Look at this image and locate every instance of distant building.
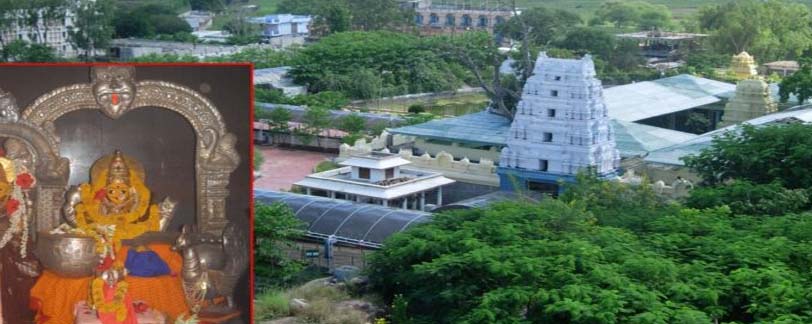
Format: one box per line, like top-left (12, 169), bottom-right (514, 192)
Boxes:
top-left (616, 31), bottom-right (707, 62)
top-left (253, 67), bottom-right (307, 96)
top-left (762, 60), bottom-right (800, 77)
top-left (109, 39), bottom-right (246, 60)
top-left (294, 151), bottom-right (454, 211)
top-left (498, 53), bottom-right (620, 195)
top-left (0, 7), bottom-right (78, 57)
top-left (408, 0), bottom-right (515, 36)
top-left (179, 11), bottom-right (215, 31)
top-left (191, 30), bottom-right (232, 43)
top-left (250, 14), bottom-right (312, 41)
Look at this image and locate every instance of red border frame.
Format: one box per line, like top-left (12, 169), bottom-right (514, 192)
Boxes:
top-left (0, 61), bottom-right (257, 323)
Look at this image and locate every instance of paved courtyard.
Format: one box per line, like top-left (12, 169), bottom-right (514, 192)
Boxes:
top-left (255, 146), bottom-right (336, 191)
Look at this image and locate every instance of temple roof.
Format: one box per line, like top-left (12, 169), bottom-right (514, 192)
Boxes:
top-left (388, 110), bottom-right (696, 158)
top-left (604, 74), bottom-right (736, 122)
top-left (645, 107), bottom-right (812, 166)
top-left (389, 110), bottom-right (511, 147)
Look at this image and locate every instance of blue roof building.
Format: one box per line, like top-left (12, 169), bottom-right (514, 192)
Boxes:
top-left (250, 14), bottom-right (312, 39)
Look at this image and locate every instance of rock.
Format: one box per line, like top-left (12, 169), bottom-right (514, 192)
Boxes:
top-left (289, 298), bottom-right (309, 314)
top-left (333, 265), bottom-right (361, 283)
top-left (335, 299), bottom-right (381, 319)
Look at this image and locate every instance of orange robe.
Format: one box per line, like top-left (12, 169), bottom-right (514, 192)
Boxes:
top-left (30, 244), bottom-right (189, 324)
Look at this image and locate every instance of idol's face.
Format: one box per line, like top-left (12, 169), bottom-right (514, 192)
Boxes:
top-left (105, 182), bottom-right (131, 205)
top-left (91, 66), bottom-right (136, 118)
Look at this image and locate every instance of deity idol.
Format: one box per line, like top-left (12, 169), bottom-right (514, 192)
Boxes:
top-left (71, 150), bottom-right (172, 245)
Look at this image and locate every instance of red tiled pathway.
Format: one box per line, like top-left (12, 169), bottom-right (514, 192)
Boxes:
top-left (254, 146), bottom-right (335, 191)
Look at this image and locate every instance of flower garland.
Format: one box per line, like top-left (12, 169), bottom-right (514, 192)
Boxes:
top-left (0, 159), bottom-right (35, 258)
top-left (89, 276), bottom-right (129, 322)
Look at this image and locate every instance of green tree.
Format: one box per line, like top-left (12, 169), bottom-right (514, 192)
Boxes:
top-left (686, 180), bottom-right (810, 216)
top-left (254, 202), bottom-right (305, 284)
top-left (264, 107), bottom-right (292, 131)
top-left (302, 105), bottom-right (332, 147)
top-left (190, 0), bottom-right (225, 12)
top-left (592, 1), bottom-right (672, 30)
top-left (1, 39), bottom-right (58, 62)
top-left (498, 7), bottom-right (581, 46)
top-left (779, 62), bottom-right (812, 104)
top-left (338, 113), bottom-right (366, 134)
top-left (683, 123), bottom-right (812, 188)
top-left (68, 0), bottom-right (114, 60)
top-left (696, 0), bottom-right (812, 62)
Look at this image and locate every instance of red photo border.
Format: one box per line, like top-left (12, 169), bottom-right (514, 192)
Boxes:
top-left (0, 61), bottom-right (258, 323)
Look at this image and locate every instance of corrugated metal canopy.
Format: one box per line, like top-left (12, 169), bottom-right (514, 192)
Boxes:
top-left (255, 190), bottom-right (431, 246)
top-left (604, 74), bottom-right (735, 122)
top-left (388, 110), bottom-right (511, 146)
top-left (389, 110), bottom-right (694, 158)
top-left (645, 107), bottom-right (812, 166)
top-left (611, 120), bottom-right (697, 157)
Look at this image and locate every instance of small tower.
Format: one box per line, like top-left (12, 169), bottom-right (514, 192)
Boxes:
top-left (720, 79), bottom-right (777, 127)
top-left (730, 51), bottom-right (758, 80)
top-left (498, 53), bottom-right (620, 195)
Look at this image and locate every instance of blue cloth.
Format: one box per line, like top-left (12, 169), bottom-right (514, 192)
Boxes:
top-left (124, 249), bottom-right (170, 277)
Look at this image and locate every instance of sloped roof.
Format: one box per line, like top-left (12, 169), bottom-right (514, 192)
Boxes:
top-left (604, 74), bottom-right (736, 122)
top-left (255, 190), bottom-right (431, 247)
top-left (611, 120), bottom-right (698, 157)
top-left (389, 110), bottom-right (695, 158)
top-left (645, 107), bottom-right (812, 166)
top-left (388, 110), bottom-right (511, 147)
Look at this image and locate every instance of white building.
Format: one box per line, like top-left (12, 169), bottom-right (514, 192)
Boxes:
top-left (249, 14), bottom-right (312, 40)
top-left (498, 53), bottom-right (620, 194)
top-left (0, 7), bottom-right (78, 57)
top-left (295, 151), bottom-right (454, 211)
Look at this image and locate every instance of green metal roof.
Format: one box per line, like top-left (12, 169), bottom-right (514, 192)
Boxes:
top-left (389, 110), bottom-right (511, 146)
top-left (390, 110), bottom-right (697, 158)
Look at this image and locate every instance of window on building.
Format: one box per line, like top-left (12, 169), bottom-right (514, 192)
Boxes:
top-left (385, 168), bottom-right (394, 179)
top-left (430, 14), bottom-right (439, 25)
top-left (548, 109), bottom-right (556, 118)
top-left (550, 90), bottom-right (558, 97)
top-left (555, 76), bottom-right (561, 81)
top-left (359, 167), bottom-right (370, 179)
top-left (446, 14), bottom-right (455, 26)
top-left (543, 132), bottom-right (553, 142)
top-left (478, 16), bottom-right (488, 27)
top-left (539, 159), bottom-right (548, 171)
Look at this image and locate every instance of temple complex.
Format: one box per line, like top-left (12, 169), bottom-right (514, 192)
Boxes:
top-left (720, 79), bottom-right (778, 127)
top-left (731, 51), bottom-right (758, 80)
top-left (498, 53), bottom-right (620, 195)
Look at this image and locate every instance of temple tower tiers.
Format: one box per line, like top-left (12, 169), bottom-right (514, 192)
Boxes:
top-left (731, 51), bottom-right (758, 80)
top-left (720, 79), bottom-right (777, 127)
top-left (498, 53), bottom-right (620, 193)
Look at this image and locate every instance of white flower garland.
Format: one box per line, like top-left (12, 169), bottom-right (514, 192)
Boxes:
top-left (0, 183), bottom-right (29, 258)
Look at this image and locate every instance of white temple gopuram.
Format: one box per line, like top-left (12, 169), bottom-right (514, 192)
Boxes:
top-left (498, 53), bottom-right (620, 195)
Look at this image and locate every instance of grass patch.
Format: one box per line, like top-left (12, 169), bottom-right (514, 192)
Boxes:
top-left (314, 160), bottom-right (341, 173)
top-left (255, 290), bottom-right (290, 320)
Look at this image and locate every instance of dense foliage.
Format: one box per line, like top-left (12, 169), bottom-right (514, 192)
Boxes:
top-left (590, 1), bottom-right (673, 30)
top-left (682, 124), bottom-right (812, 188)
top-left (113, 3), bottom-right (192, 39)
top-left (779, 61), bottom-right (812, 104)
top-left (695, 0), bottom-right (812, 62)
top-left (277, 0), bottom-right (411, 33)
top-left (368, 119), bottom-right (812, 323)
top-left (368, 194), bottom-right (812, 323)
top-left (254, 202), bottom-right (306, 287)
top-left (289, 31), bottom-right (490, 99)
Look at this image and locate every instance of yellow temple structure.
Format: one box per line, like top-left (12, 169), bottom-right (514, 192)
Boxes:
top-left (730, 51), bottom-right (758, 80)
top-left (720, 79), bottom-right (778, 127)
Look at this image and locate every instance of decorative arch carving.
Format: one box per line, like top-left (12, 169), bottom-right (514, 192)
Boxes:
top-left (21, 66), bottom-right (240, 234)
top-left (0, 90), bottom-right (70, 235)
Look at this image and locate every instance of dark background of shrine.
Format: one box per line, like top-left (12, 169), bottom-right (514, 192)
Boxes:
top-left (0, 65), bottom-right (252, 321)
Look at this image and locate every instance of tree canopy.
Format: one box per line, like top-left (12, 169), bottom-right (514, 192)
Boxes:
top-left (695, 0), bottom-right (812, 62)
